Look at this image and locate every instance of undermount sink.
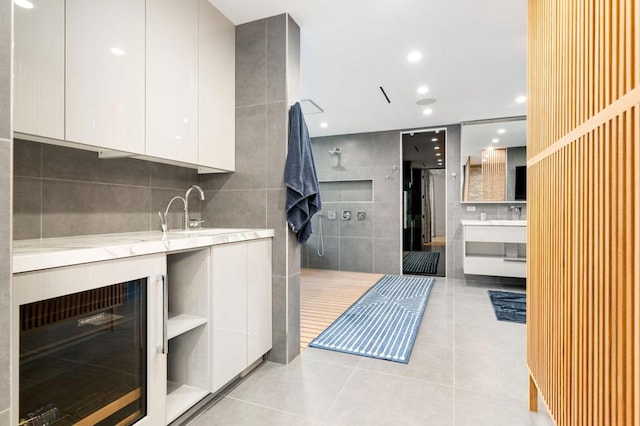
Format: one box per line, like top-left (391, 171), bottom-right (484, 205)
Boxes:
top-left (460, 219), bottom-right (526, 226)
top-left (166, 228), bottom-right (240, 235)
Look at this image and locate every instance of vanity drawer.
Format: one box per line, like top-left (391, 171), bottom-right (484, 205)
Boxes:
top-left (464, 255), bottom-right (527, 278)
top-left (464, 225), bottom-right (526, 244)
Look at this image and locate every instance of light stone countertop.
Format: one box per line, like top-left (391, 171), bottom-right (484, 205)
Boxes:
top-left (13, 228), bottom-right (274, 274)
top-left (460, 220), bottom-right (527, 226)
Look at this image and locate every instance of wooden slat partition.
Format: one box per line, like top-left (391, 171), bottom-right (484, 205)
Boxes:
top-left (481, 147), bottom-right (506, 201)
top-left (527, 1), bottom-right (639, 425)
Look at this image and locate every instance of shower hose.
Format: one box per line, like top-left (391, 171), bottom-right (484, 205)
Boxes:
top-left (317, 213), bottom-right (325, 257)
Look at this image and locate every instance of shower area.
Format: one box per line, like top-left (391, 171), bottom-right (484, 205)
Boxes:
top-left (301, 131), bottom-right (403, 275)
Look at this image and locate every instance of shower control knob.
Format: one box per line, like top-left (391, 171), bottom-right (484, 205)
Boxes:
top-left (327, 211), bottom-right (337, 220)
top-left (342, 210), bottom-right (351, 220)
top-left (357, 211), bottom-right (366, 221)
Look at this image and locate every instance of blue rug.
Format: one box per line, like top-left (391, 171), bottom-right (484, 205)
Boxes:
top-left (309, 275), bottom-right (434, 363)
top-left (403, 251), bottom-right (440, 275)
top-left (487, 290), bottom-right (526, 324)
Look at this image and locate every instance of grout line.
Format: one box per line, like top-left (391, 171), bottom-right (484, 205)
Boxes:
top-left (322, 364), bottom-right (358, 422)
top-left (452, 276), bottom-right (457, 425)
top-left (31, 175), bottom-right (202, 192)
top-left (220, 395), bottom-right (331, 424)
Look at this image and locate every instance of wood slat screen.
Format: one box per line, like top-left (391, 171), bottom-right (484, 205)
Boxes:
top-left (527, 1), bottom-right (639, 425)
top-left (481, 147), bottom-right (506, 201)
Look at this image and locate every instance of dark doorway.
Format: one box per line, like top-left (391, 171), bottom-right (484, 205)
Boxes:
top-left (401, 129), bottom-right (446, 277)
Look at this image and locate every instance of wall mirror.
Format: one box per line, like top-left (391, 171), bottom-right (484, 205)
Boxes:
top-left (460, 117), bottom-right (527, 203)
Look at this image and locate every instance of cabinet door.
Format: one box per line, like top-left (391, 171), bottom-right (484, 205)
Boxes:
top-left (211, 242), bottom-right (247, 392)
top-left (247, 239), bottom-right (272, 363)
top-left (198, 0), bottom-right (235, 171)
top-left (66, 0), bottom-right (145, 154)
top-left (146, 0), bottom-right (199, 164)
top-left (14, 0), bottom-right (65, 140)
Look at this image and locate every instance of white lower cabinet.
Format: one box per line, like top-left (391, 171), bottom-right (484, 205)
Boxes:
top-left (247, 239), bottom-right (273, 362)
top-left (211, 238), bottom-right (273, 393)
top-left (12, 239), bottom-right (271, 425)
top-left (462, 221), bottom-right (527, 278)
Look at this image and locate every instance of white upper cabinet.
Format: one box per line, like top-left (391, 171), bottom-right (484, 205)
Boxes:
top-left (14, 0), bottom-right (65, 140)
top-left (146, 0), bottom-right (199, 165)
top-left (13, 0), bottom-right (235, 172)
top-left (66, 0), bottom-right (146, 154)
top-left (198, 0), bottom-right (235, 172)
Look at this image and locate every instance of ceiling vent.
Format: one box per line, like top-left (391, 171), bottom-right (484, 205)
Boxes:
top-left (300, 99), bottom-right (324, 114)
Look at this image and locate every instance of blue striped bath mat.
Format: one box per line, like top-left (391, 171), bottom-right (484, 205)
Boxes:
top-left (403, 251), bottom-right (440, 275)
top-left (309, 275), bottom-right (435, 363)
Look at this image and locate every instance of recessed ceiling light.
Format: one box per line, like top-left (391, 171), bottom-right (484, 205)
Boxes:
top-left (417, 86), bottom-right (429, 94)
top-left (515, 95), bottom-right (527, 103)
top-left (111, 47), bottom-right (126, 56)
top-left (422, 108), bottom-right (433, 116)
top-left (436, 153), bottom-right (441, 156)
top-left (407, 51), bottom-right (422, 63)
top-left (492, 138), bottom-right (500, 143)
top-left (431, 138), bottom-right (438, 142)
top-left (434, 146), bottom-right (440, 150)
top-left (320, 122), bottom-right (328, 128)
top-left (175, 136), bottom-right (182, 140)
top-left (13, 0), bottom-right (33, 9)
top-left (416, 98), bottom-right (437, 106)
top-left (497, 128), bottom-right (506, 134)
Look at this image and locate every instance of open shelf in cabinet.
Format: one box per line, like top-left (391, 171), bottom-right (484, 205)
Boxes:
top-left (166, 381), bottom-right (209, 424)
top-left (166, 248), bottom-right (211, 422)
top-left (168, 313), bottom-right (208, 340)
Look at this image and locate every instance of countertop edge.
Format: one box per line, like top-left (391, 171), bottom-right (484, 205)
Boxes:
top-left (13, 229), bottom-right (275, 274)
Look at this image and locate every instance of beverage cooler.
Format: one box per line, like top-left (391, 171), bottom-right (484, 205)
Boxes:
top-left (13, 255), bottom-right (167, 426)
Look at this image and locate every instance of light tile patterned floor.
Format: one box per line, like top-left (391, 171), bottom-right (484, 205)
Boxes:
top-left (189, 272), bottom-right (555, 426)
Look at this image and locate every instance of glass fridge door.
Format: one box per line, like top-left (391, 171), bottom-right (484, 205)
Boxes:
top-left (19, 279), bottom-right (148, 426)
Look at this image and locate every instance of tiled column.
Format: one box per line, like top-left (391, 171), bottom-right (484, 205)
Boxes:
top-left (0, 0), bottom-right (12, 423)
top-left (200, 14), bottom-right (301, 364)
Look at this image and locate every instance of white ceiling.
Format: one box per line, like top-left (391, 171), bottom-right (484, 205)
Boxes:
top-left (209, 0), bottom-right (527, 138)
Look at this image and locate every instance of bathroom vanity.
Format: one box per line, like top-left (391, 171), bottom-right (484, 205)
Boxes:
top-left (12, 229), bottom-right (273, 425)
top-left (461, 220), bottom-right (526, 278)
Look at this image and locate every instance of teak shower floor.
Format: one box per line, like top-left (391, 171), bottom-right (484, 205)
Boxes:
top-left (300, 269), bottom-right (383, 351)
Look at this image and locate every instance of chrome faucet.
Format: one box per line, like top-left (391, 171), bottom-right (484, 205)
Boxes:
top-left (509, 205), bottom-right (522, 220)
top-left (158, 185), bottom-right (206, 232)
top-left (185, 185), bottom-right (205, 229)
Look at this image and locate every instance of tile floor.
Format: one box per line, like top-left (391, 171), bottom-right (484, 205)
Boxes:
top-left (189, 277), bottom-right (555, 425)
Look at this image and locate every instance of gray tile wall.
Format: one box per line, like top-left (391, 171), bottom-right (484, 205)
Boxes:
top-left (13, 140), bottom-right (200, 239)
top-left (304, 131), bottom-right (402, 274)
top-left (199, 14), bottom-right (301, 364)
top-left (0, 0), bottom-right (10, 423)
